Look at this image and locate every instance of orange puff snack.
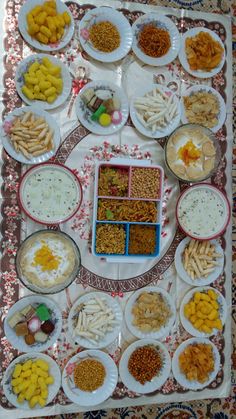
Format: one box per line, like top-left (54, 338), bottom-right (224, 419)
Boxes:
top-left (26, 1), bottom-right (71, 45)
top-left (185, 31), bottom-right (224, 72)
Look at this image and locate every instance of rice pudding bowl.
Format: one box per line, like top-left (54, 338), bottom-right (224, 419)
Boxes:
top-left (16, 231), bottom-right (81, 294)
top-left (176, 184), bottom-right (230, 240)
top-left (165, 124), bottom-right (220, 182)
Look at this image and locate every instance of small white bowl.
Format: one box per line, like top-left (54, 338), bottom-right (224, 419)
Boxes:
top-left (172, 337), bottom-right (220, 390)
top-left (4, 295), bottom-right (62, 353)
top-left (1, 105), bottom-right (61, 165)
top-left (178, 27), bottom-right (226, 78)
top-left (18, 0), bottom-right (74, 52)
top-left (62, 350), bottom-right (118, 406)
top-left (175, 237), bottom-right (224, 286)
top-left (68, 292), bottom-right (123, 349)
top-left (125, 286), bottom-right (176, 340)
top-left (15, 54), bottom-right (72, 110)
top-left (119, 339), bottom-right (171, 394)
top-left (132, 13), bottom-right (180, 66)
top-left (180, 286), bottom-right (227, 337)
top-left (176, 183), bottom-right (230, 240)
top-left (2, 352), bottom-right (61, 409)
top-left (79, 7), bottom-right (133, 63)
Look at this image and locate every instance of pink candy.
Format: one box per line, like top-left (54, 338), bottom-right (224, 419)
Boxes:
top-left (111, 111), bottom-right (122, 125)
top-left (28, 316), bottom-right (41, 334)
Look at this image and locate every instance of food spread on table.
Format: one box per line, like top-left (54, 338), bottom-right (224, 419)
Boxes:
top-left (26, 1), bottom-right (71, 45)
top-left (1, 1), bottom-right (231, 410)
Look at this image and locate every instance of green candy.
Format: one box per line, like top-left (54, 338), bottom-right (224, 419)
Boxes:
top-left (36, 304), bottom-right (51, 321)
top-left (91, 105), bottom-right (107, 121)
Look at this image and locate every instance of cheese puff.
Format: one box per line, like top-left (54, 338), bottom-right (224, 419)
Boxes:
top-left (47, 1), bottom-right (57, 8)
top-left (36, 367), bottom-right (48, 378)
top-left (47, 65), bottom-right (61, 76)
top-left (56, 15), bottom-right (65, 27)
top-left (40, 25), bottom-right (52, 39)
top-left (193, 318), bottom-right (204, 329)
top-left (11, 377), bottom-right (22, 386)
top-left (28, 23), bottom-right (40, 36)
top-left (34, 93), bottom-right (46, 101)
top-left (29, 395), bottom-right (38, 408)
top-left (22, 360), bottom-right (32, 371)
top-left (213, 319), bottom-right (223, 330)
top-left (28, 61), bottom-right (40, 74)
top-left (25, 384), bottom-right (36, 401)
top-left (18, 380), bottom-right (30, 393)
top-left (201, 324), bottom-right (212, 334)
top-left (39, 80), bottom-right (51, 91)
top-left (36, 32), bottom-right (49, 44)
top-left (57, 27), bottom-right (64, 39)
top-left (46, 16), bottom-right (56, 32)
top-left (211, 300), bottom-right (219, 310)
top-left (207, 289), bottom-right (217, 300)
top-left (44, 86), bottom-right (57, 97)
top-left (38, 396), bottom-right (46, 407)
top-left (45, 375), bottom-right (54, 385)
top-left (41, 388), bottom-right (48, 399)
top-left (36, 359), bottom-right (49, 371)
top-left (42, 57), bottom-right (53, 68)
top-left (184, 304), bottom-right (191, 319)
top-left (17, 393), bottom-right (25, 404)
top-left (43, 5), bottom-right (57, 17)
top-left (21, 369), bottom-right (31, 378)
top-left (194, 292), bottom-right (202, 303)
top-left (30, 373), bottom-right (38, 384)
top-left (26, 13), bottom-right (34, 25)
top-left (189, 301), bottom-right (196, 315)
top-left (31, 5), bottom-right (43, 17)
top-left (38, 377), bottom-right (47, 389)
top-left (200, 293), bottom-right (211, 302)
top-left (196, 311), bottom-right (207, 319)
top-left (190, 314), bottom-right (197, 323)
top-left (53, 16), bottom-right (61, 29)
top-left (34, 11), bottom-right (47, 26)
top-left (208, 309), bottom-right (218, 320)
top-left (34, 85), bottom-right (40, 93)
top-left (31, 363), bottom-right (37, 372)
top-left (47, 94), bottom-right (57, 103)
top-left (35, 69), bottom-right (46, 80)
top-left (13, 364), bottom-right (22, 378)
top-left (13, 386), bottom-right (20, 395)
top-left (46, 74), bottom-right (62, 87)
top-left (62, 11), bottom-right (71, 26)
top-left (24, 74), bottom-right (38, 85)
top-left (49, 34), bottom-right (57, 43)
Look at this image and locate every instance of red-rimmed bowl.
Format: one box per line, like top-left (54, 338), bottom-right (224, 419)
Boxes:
top-left (176, 183), bottom-right (230, 240)
top-left (18, 162), bottom-right (83, 225)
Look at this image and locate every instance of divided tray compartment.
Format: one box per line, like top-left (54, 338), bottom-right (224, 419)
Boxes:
top-left (92, 159), bottom-right (164, 263)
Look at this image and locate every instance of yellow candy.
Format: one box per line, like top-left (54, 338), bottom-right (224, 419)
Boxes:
top-left (36, 367), bottom-right (48, 378)
top-left (22, 85), bottom-right (34, 100)
top-left (38, 396), bottom-right (46, 407)
top-left (39, 80), bottom-right (51, 91)
top-left (31, 5), bottom-right (43, 17)
top-left (62, 11), bottom-right (71, 25)
top-left (200, 293), bottom-right (211, 302)
top-left (47, 94), bottom-right (57, 103)
top-left (214, 319), bottom-right (223, 330)
top-left (201, 324), bottom-right (212, 334)
top-left (25, 384), bottom-right (36, 401)
top-left (211, 300), bottom-right (219, 310)
top-left (21, 369), bottom-right (31, 378)
top-left (41, 388), bottom-right (48, 399)
top-left (196, 311), bottom-right (207, 319)
top-left (11, 377), bottom-right (22, 386)
top-left (35, 11), bottom-right (47, 26)
top-left (30, 373), bottom-right (38, 384)
top-left (190, 314), bottom-right (197, 323)
top-left (99, 113), bottom-right (112, 127)
top-left (29, 395), bottom-right (38, 408)
top-left (17, 393), bottom-right (25, 404)
top-left (28, 61), bottom-right (40, 73)
top-left (36, 32), bottom-right (48, 44)
top-left (208, 289), bottom-right (217, 300)
top-left (40, 25), bottom-right (52, 38)
top-left (13, 386), bottom-right (20, 395)
top-left (13, 364), bottom-right (22, 378)
top-left (45, 375), bottom-right (54, 385)
top-left (208, 309), bottom-right (218, 320)
top-left (194, 292), bottom-right (202, 303)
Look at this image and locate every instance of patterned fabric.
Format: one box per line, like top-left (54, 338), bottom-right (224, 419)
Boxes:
top-left (0, 0), bottom-right (235, 418)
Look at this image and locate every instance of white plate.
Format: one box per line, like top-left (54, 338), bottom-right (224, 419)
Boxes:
top-left (79, 7), bottom-right (133, 63)
top-left (125, 286), bottom-right (176, 340)
top-left (172, 337), bottom-right (220, 390)
top-left (15, 54), bottom-right (72, 110)
top-left (1, 105), bottom-right (61, 165)
top-left (179, 28), bottom-right (226, 78)
top-left (18, 163), bottom-right (83, 225)
top-left (62, 350), bottom-right (118, 406)
top-left (181, 85), bottom-right (226, 133)
top-left (68, 292), bottom-right (123, 349)
top-left (75, 80), bottom-right (129, 135)
top-left (119, 339), bottom-right (171, 394)
top-left (132, 13), bottom-right (180, 66)
top-left (130, 84), bottom-right (181, 138)
top-left (2, 352), bottom-right (61, 409)
top-left (175, 237), bottom-right (224, 286)
top-left (18, 0), bottom-right (74, 52)
top-left (4, 295), bottom-right (62, 353)
top-left (180, 286), bottom-right (227, 338)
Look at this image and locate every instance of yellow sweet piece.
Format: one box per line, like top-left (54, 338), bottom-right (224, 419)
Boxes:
top-left (200, 293), bottom-right (211, 302)
top-left (22, 360), bottom-right (32, 371)
top-left (208, 309), bottom-right (218, 320)
top-left (22, 85), bottom-right (34, 100)
top-left (45, 375), bottom-right (54, 385)
top-left (44, 86), bottom-right (57, 97)
top-left (47, 94), bottom-right (57, 103)
top-left (38, 396), bottom-right (46, 407)
top-left (13, 364), bottom-right (22, 378)
top-left (11, 377), bottom-right (22, 386)
top-left (26, 1), bottom-right (71, 45)
top-left (21, 369), bottom-right (31, 378)
top-left (36, 367), bottom-right (48, 378)
top-left (41, 388), bottom-right (48, 399)
top-left (208, 289), bottom-right (218, 300)
top-left (29, 395), bottom-right (38, 408)
top-left (17, 393), bottom-right (25, 404)
top-left (193, 292), bottom-right (201, 303)
top-left (201, 324), bottom-right (212, 334)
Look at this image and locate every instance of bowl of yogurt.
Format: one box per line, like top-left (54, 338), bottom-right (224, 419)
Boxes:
top-left (176, 183), bottom-right (230, 240)
top-left (18, 163), bottom-right (83, 225)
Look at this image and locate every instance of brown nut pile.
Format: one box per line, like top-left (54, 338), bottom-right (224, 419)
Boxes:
top-left (130, 168), bottom-right (160, 199)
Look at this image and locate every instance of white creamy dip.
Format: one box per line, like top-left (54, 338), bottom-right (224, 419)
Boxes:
top-left (21, 166), bottom-right (81, 223)
top-left (177, 186), bottom-right (228, 238)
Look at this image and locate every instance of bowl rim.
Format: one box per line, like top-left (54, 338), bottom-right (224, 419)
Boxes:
top-left (15, 229), bottom-right (81, 294)
top-left (164, 123), bottom-right (221, 183)
top-left (175, 182), bottom-right (231, 240)
top-left (17, 162), bottom-right (83, 225)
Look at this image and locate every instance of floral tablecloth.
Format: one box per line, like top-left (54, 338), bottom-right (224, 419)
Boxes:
top-left (0, 0), bottom-right (235, 419)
